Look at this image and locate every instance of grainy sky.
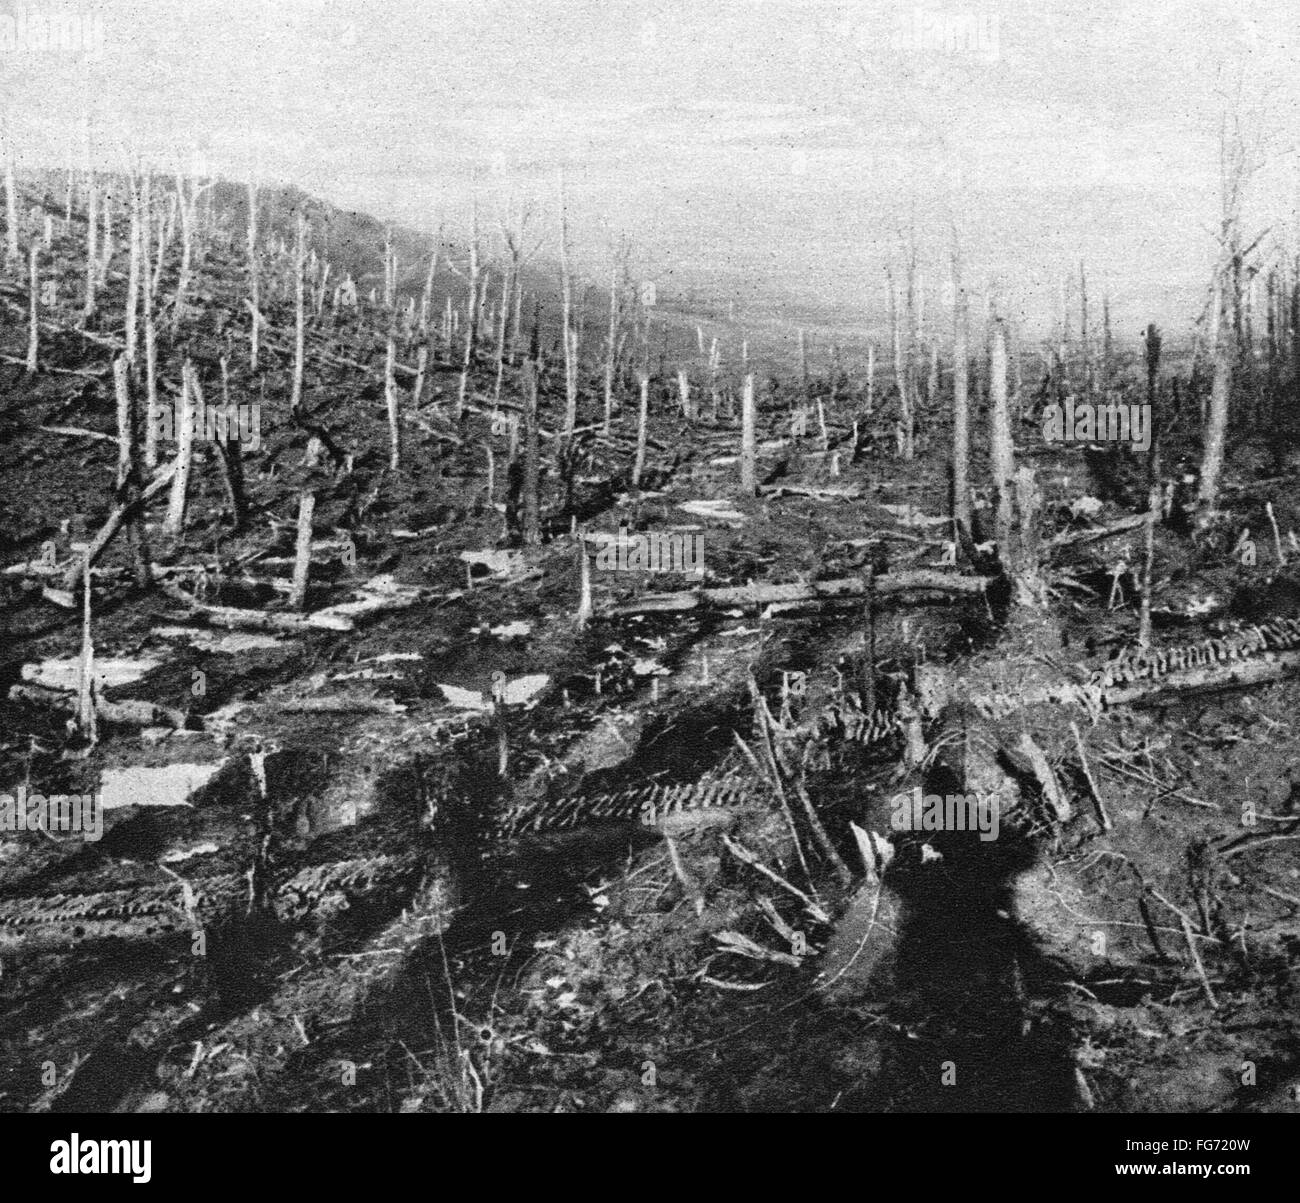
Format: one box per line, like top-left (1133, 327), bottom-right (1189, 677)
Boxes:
top-left (3, 0), bottom-right (1298, 341)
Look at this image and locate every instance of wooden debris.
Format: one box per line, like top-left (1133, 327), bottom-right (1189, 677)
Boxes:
top-left (1070, 720), bottom-right (1112, 831)
top-left (610, 570), bottom-right (990, 615)
top-left (61, 460), bottom-right (179, 592)
top-left (1046, 513), bottom-right (1149, 550)
top-left (39, 424), bottom-right (118, 445)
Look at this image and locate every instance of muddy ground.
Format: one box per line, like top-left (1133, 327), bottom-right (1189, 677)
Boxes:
top-left (2, 184), bottom-right (1300, 1113)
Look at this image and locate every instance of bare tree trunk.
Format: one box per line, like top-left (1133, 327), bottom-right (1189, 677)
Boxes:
top-left (142, 172), bottom-right (160, 468)
top-left (25, 243), bottom-right (38, 372)
top-left (165, 361), bottom-right (198, 537)
top-left (386, 334), bottom-right (401, 470)
top-left (289, 492), bottom-right (316, 610)
top-left (419, 218), bottom-right (440, 334)
top-left (903, 248), bottom-right (917, 458)
top-left (493, 263), bottom-right (511, 404)
top-left (170, 173), bottom-right (194, 333)
top-left (632, 372), bottom-right (649, 489)
top-left (215, 353), bottom-right (247, 530)
top-left (98, 188), bottom-right (114, 285)
top-left (151, 191), bottom-right (173, 301)
top-left (1138, 486), bottom-right (1157, 648)
top-left (290, 213), bottom-right (306, 412)
top-left (951, 246), bottom-right (971, 541)
top-left (1079, 261), bottom-right (1090, 396)
top-left (247, 179), bottom-right (260, 371)
top-left (83, 168), bottom-right (97, 319)
top-left (383, 227), bottom-right (396, 311)
top-left (456, 209), bottom-right (482, 419)
top-left (521, 360), bottom-right (541, 546)
top-left (709, 337), bottom-right (721, 420)
top-left (603, 257), bottom-right (620, 433)
top-left (1101, 294), bottom-right (1112, 390)
top-left (123, 176), bottom-right (141, 366)
top-left (113, 356), bottom-right (150, 587)
top-left (77, 550), bottom-right (97, 744)
top-left (865, 342), bottom-right (875, 414)
top-left (413, 343), bottom-right (430, 408)
top-left (1284, 257), bottom-right (1294, 390)
top-left (678, 369), bottom-right (693, 421)
top-left (740, 373), bottom-right (757, 495)
top-left (988, 320), bottom-right (1016, 554)
top-left (3, 128), bottom-right (19, 267)
top-left (506, 287), bottom-right (522, 371)
top-left (558, 176), bottom-right (578, 437)
top-left (575, 535), bottom-right (592, 629)
top-left (1198, 277), bottom-right (1232, 514)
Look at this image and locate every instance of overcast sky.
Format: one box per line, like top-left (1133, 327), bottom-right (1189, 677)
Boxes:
top-left (3, 0), bottom-right (1298, 342)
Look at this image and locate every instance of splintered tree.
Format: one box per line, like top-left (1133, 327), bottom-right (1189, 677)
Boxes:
top-left (453, 202), bottom-right (484, 419)
top-left (83, 156), bottom-right (98, 319)
top-left (988, 318), bottom-right (1016, 555)
top-left (124, 163), bottom-right (142, 366)
top-left (603, 238), bottom-right (629, 433)
top-left (170, 165), bottom-right (208, 333)
top-left (558, 174), bottom-right (579, 438)
top-left (521, 359), bottom-right (541, 546)
top-left (290, 211), bottom-right (307, 413)
top-left (164, 360), bottom-right (198, 537)
top-left (1198, 111), bottom-right (1258, 518)
top-left (2, 120), bottom-right (18, 268)
top-left (141, 168), bottom-right (162, 468)
top-left (26, 242), bottom-right (38, 372)
top-left (247, 177), bottom-right (260, 370)
top-left (950, 238), bottom-right (971, 543)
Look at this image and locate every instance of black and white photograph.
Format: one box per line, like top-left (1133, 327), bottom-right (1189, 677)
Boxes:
top-left (0, 0), bottom-right (1297, 1156)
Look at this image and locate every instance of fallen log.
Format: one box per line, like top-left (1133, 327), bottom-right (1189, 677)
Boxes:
top-left (609, 571), bottom-right (992, 615)
top-left (157, 575), bottom-right (428, 634)
top-left (0, 355), bottom-right (104, 379)
top-left (278, 695), bottom-right (407, 714)
top-left (1046, 513), bottom-right (1149, 550)
top-left (403, 413), bottom-right (464, 445)
top-left (1103, 648), bottom-right (1300, 708)
top-left (9, 682), bottom-right (188, 728)
top-left (310, 582), bottom-right (425, 625)
top-left (61, 460), bottom-right (178, 592)
top-left (157, 594), bottom-right (355, 633)
top-left (39, 424), bottom-right (119, 444)
top-left (759, 483), bottom-right (866, 500)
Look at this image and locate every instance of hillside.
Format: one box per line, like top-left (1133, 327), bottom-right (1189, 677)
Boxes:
top-left (1, 173), bottom-right (1300, 1115)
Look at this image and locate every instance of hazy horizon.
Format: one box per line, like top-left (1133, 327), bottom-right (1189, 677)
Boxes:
top-left (3, 0), bottom-right (1298, 349)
